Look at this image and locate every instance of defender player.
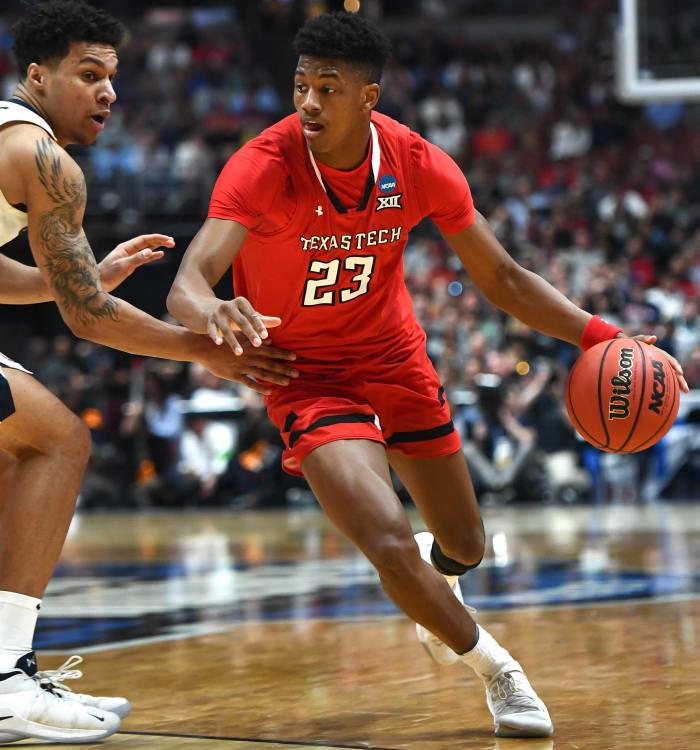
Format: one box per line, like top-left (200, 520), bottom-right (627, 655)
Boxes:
top-left (0, 1), bottom-right (296, 743)
top-left (167, 12), bottom-right (688, 739)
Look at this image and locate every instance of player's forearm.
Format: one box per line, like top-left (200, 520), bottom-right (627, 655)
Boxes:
top-left (491, 265), bottom-right (593, 347)
top-left (42, 261), bottom-right (211, 360)
top-left (0, 255), bottom-right (54, 304)
top-left (65, 293), bottom-right (211, 362)
top-left (166, 273), bottom-right (221, 334)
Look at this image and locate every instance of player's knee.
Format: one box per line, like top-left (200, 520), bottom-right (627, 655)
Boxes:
top-left (61, 413), bottom-right (92, 468)
top-left (434, 525), bottom-right (485, 571)
top-left (366, 532), bottom-right (418, 577)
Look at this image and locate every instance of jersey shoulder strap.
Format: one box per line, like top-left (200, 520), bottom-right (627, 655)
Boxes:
top-left (0, 101), bottom-right (57, 140)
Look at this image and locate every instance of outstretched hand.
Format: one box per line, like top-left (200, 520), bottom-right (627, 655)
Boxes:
top-left (197, 332), bottom-right (298, 396)
top-left (620, 333), bottom-right (689, 393)
top-left (98, 234), bottom-right (174, 292)
top-left (206, 296), bottom-right (281, 355)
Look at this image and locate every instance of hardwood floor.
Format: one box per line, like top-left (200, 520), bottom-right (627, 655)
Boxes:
top-left (9, 503), bottom-right (699, 749)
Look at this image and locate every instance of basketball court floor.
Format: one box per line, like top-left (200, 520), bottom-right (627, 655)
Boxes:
top-left (11, 500), bottom-right (700, 749)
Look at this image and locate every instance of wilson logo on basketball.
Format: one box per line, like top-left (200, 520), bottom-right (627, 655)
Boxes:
top-left (648, 359), bottom-right (666, 414)
top-left (608, 346), bottom-right (634, 420)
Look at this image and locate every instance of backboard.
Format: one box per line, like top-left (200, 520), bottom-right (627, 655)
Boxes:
top-left (616, 0), bottom-right (700, 102)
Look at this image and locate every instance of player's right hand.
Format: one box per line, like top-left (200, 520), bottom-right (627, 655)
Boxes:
top-left (196, 333), bottom-right (298, 395)
top-left (620, 332), bottom-right (689, 393)
top-left (99, 234), bottom-right (173, 291)
top-left (206, 297), bottom-right (281, 355)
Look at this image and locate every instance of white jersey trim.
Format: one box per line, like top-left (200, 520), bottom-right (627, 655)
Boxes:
top-left (0, 100), bottom-right (56, 140)
top-left (306, 122), bottom-right (380, 195)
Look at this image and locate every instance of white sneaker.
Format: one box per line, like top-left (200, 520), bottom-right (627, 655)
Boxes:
top-left (36, 655), bottom-right (131, 718)
top-left (0, 653), bottom-right (128, 744)
top-left (35, 655), bottom-right (131, 719)
top-left (0, 665), bottom-right (120, 743)
top-left (414, 531), bottom-right (476, 667)
top-left (485, 666), bottom-right (554, 738)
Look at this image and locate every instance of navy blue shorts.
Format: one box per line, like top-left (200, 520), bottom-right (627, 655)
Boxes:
top-left (0, 370), bottom-right (16, 423)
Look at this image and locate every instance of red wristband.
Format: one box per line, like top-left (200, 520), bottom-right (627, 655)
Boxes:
top-left (581, 315), bottom-right (623, 351)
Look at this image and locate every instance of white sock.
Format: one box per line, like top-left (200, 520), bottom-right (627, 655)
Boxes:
top-left (0, 590), bottom-right (41, 671)
top-left (460, 624), bottom-right (520, 681)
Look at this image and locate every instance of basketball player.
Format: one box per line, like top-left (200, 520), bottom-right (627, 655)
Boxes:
top-left (0, 1), bottom-right (296, 743)
top-left (167, 12), bottom-right (688, 739)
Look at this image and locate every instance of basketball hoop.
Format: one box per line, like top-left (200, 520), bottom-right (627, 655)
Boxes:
top-left (615, 0), bottom-right (700, 102)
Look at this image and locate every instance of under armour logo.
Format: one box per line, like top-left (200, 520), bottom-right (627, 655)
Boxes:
top-left (376, 193), bottom-right (403, 211)
top-left (315, 205), bottom-right (323, 216)
top-left (27, 656), bottom-right (36, 668)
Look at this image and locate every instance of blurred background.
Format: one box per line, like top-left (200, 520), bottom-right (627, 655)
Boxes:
top-left (0, 0), bottom-right (698, 511)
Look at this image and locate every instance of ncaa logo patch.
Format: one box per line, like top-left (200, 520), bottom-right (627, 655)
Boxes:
top-left (378, 174), bottom-right (398, 193)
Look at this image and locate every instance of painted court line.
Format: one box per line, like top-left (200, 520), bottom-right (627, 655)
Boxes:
top-left (119, 730), bottom-right (401, 750)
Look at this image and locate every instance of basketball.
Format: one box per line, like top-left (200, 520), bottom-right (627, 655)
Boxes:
top-left (565, 338), bottom-right (680, 453)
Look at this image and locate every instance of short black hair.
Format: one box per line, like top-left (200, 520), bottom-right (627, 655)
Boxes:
top-left (293, 12), bottom-right (391, 84)
top-left (12, 0), bottom-right (126, 80)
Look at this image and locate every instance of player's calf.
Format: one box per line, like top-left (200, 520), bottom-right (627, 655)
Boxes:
top-left (0, 449), bottom-right (18, 513)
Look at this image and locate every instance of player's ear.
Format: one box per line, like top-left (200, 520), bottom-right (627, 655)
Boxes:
top-left (26, 63), bottom-right (48, 91)
top-left (361, 83), bottom-right (380, 111)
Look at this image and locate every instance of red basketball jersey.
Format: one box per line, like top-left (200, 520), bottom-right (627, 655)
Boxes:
top-left (208, 111), bottom-right (475, 369)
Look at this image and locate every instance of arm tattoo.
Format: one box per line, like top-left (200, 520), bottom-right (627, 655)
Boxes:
top-left (35, 138), bottom-right (119, 326)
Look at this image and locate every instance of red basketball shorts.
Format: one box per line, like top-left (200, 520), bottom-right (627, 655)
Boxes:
top-left (265, 345), bottom-right (461, 476)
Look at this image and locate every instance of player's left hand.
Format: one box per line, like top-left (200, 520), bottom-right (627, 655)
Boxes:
top-left (619, 333), bottom-right (689, 393)
top-left (196, 333), bottom-right (298, 395)
top-left (98, 234), bottom-right (174, 292)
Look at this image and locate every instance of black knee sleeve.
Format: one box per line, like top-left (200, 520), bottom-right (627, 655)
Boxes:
top-left (430, 538), bottom-right (483, 576)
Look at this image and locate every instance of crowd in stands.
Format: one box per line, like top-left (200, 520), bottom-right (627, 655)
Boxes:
top-left (0, 1), bottom-right (698, 507)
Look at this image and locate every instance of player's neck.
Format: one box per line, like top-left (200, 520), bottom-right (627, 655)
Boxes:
top-left (312, 128), bottom-right (370, 171)
top-left (11, 85), bottom-right (52, 129)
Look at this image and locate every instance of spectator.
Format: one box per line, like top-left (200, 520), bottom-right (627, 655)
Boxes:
top-left (462, 377), bottom-right (546, 504)
top-left (1, 1), bottom-right (698, 507)
top-left (179, 414), bottom-right (235, 503)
